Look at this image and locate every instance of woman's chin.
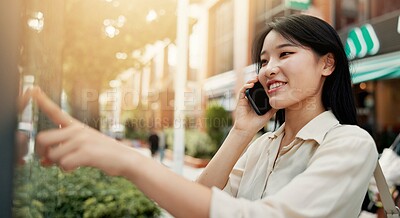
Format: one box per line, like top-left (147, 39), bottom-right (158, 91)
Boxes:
top-left (269, 100), bottom-right (286, 110)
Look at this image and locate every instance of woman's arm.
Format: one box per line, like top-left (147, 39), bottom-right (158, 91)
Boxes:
top-left (32, 79), bottom-right (276, 217)
top-left (196, 79), bottom-right (277, 189)
top-left (195, 128), bottom-right (254, 189)
top-left (33, 88), bottom-right (211, 218)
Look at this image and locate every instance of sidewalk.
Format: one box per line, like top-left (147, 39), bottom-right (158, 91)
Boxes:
top-left (161, 158), bottom-right (205, 181)
top-left (126, 143), bottom-right (205, 181)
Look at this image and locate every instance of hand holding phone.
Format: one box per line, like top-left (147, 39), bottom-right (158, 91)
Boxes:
top-left (245, 81), bottom-right (271, 115)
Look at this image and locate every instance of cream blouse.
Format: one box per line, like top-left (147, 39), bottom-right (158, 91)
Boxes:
top-left (210, 111), bottom-right (378, 218)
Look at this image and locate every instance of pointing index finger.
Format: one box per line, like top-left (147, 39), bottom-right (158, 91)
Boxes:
top-left (33, 87), bottom-right (76, 127)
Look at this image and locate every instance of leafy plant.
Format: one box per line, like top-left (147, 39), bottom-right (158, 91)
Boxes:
top-left (205, 104), bottom-right (232, 147)
top-left (165, 128), bottom-right (217, 159)
top-left (13, 159), bottom-right (160, 218)
top-left (124, 118), bottom-right (149, 141)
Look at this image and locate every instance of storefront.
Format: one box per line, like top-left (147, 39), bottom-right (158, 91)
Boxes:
top-left (341, 12), bottom-right (400, 150)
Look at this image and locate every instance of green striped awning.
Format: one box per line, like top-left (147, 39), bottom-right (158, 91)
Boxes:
top-left (350, 51), bottom-right (400, 84)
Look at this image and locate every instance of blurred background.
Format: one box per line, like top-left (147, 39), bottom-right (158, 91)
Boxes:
top-left (1, 0), bottom-right (399, 217)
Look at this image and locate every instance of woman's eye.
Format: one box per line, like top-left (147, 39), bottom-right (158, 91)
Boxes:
top-left (260, 59), bottom-right (268, 67)
top-left (280, 52), bottom-right (292, 58)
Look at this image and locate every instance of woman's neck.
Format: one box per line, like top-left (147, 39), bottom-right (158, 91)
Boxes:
top-left (282, 106), bottom-right (326, 145)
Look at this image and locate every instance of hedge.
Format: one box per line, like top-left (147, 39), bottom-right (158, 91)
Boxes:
top-left (13, 159), bottom-right (161, 218)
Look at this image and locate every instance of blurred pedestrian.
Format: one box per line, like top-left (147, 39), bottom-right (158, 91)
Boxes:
top-left (148, 129), bottom-right (159, 157)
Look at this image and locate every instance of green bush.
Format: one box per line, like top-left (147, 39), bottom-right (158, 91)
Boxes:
top-left (165, 129), bottom-right (217, 159)
top-left (13, 159), bottom-right (161, 218)
top-left (205, 104), bottom-right (232, 147)
top-left (124, 118), bottom-right (149, 141)
top-left (184, 130), bottom-right (217, 159)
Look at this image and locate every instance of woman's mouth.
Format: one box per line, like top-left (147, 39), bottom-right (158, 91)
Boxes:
top-left (268, 82), bottom-right (287, 91)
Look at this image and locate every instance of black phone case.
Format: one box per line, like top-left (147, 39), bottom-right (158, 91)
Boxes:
top-left (245, 82), bottom-right (271, 115)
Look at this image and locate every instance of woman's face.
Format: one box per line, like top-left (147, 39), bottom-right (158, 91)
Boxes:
top-left (258, 30), bottom-right (329, 111)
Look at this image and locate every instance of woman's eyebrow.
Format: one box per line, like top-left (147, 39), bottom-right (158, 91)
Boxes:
top-left (275, 43), bottom-right (297, 49)
top-left (260, 43), bottom-right (297, 56)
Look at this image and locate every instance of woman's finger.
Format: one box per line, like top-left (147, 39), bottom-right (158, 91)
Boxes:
top-left (58, 151), bottom-right (85, 172)
top-left (35, 124), bottom-right (82, 158)
top-left (47, 129), bottom-right (87, 164)
top-left (262, 108), bottom-right (278, 119)
top-left (33, 87), bottom-right (76, 127)
top-left (238, 82), bottom-right (256, 100)
top-left (241, 76), bottom-right (260, 91)
top-left (242, 82), bottom-right (255, 90)
top-left (247, 76), bottom-right (259, 83)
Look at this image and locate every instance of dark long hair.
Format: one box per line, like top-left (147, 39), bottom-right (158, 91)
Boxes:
top-left (252, 14), bottom-right (357, 125)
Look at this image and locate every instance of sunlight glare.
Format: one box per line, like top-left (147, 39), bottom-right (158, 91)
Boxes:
top-left (105, 25), bottom-right (119, 38)
top-left (115, 52), bottom-right (128, 60)
top-left (146, 10), bottom-right (158, 22)
top-left (116, 15), bottom-right (126, 27)
top-left (27, 11), bottom-right (44, 32)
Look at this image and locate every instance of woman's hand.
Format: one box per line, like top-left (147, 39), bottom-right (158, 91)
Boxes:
top-left (233, 77), bottom-right (277, 136)
top-left (196, 78), bottom-right (277, 189)
top-left (33, 88), bottom-right (135, 176)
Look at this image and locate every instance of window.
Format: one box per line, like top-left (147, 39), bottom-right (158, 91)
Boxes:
top-left (253, 0), bottom-right (300, 44)
top-left (209, 0), bottom-right (234, 76)
top-left (371, 0), bottom-right (400, 18)
top-left (335, 0), bottom-right (360, 30)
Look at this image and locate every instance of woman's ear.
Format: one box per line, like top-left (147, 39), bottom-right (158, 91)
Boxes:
top-left (322, 53), bottom-right (335, 76)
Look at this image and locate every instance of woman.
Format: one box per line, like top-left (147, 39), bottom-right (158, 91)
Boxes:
top-left (34, 14), bottom-right (378, 217)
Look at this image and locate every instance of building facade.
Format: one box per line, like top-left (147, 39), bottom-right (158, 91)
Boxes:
top-left (109, 0), bottom-right (400, 148)
top-left (199, 0), bottom-right (400, 149)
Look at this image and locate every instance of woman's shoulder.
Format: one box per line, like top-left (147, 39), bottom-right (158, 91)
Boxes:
top-left (313, 124), bottom-right (378, 163)
top-left (328, 124), bottom-right (373, 139)
top-left (323, 124), bottom-right (377, 151)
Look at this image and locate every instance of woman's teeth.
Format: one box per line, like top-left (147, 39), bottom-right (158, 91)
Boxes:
top-left (269, 82), bottom-right (286, 90)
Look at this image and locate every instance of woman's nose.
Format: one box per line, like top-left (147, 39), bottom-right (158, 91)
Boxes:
top-left (261, 64), bottom-right (279, 78)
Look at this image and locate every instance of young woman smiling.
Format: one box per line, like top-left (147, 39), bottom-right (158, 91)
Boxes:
top-left (33, 14), bottom-right (377, 218)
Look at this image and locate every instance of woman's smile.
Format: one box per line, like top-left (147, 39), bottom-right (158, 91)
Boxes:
top-left (267, 81), bottom-right (287, 94)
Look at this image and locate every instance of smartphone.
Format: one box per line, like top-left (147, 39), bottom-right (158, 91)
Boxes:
top-left (245, 81), bottom-right (271, 115)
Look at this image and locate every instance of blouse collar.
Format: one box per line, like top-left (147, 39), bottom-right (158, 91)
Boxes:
top-left (268, 110), bottom-right (340, 145)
